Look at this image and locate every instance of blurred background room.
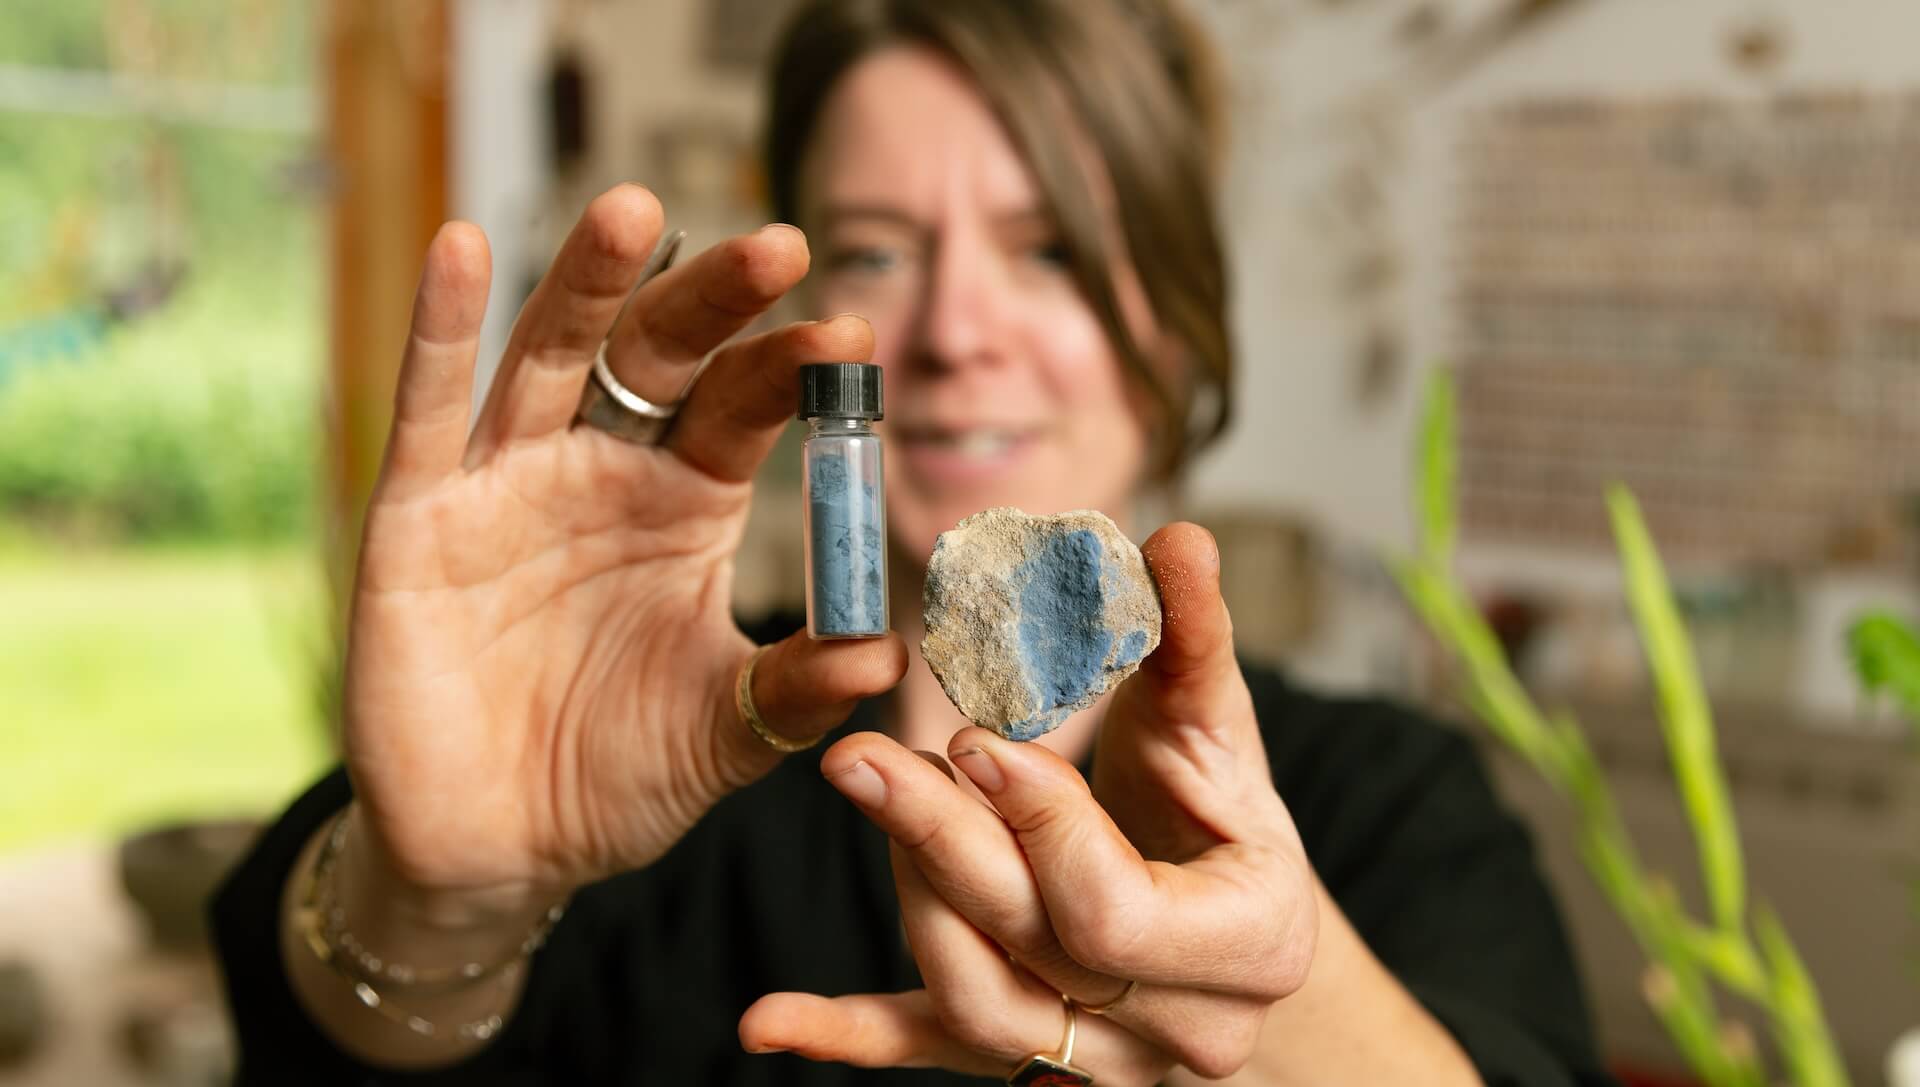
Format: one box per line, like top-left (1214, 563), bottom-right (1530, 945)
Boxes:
top-left (1, 1), bottom-right (1917, 1085)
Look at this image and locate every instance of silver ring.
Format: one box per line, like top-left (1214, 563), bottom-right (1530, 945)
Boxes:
top-left (577, 343), bottom-right (680, 444)
top-left (573, 229), bottom-right (686, 446)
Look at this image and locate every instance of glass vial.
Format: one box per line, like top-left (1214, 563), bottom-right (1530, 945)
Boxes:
top-left (799, 363), bottom-right (888, 639)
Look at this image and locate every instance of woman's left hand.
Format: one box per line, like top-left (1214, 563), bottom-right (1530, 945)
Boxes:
top-left (739, 524), bottom-right (1318, 1085)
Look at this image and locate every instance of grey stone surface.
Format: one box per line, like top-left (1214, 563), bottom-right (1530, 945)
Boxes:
top-left (921, 508), bottom-right (1162, 741)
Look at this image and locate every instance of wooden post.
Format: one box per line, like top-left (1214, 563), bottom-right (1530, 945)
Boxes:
top-left (312, 0), bottom-right (449, 737)
top-left (321, 0), bottom-right (449, 592)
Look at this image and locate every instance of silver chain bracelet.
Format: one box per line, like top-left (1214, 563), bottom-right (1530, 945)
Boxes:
top-left (293, 806), bottom-right (567, 1042)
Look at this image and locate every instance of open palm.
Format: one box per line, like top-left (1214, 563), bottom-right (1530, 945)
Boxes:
top-left (340, 186), bottom-right (905, 902)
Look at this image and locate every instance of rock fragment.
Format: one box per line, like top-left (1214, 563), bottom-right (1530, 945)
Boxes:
top-left (921, 508), bottom-right (1162, 741)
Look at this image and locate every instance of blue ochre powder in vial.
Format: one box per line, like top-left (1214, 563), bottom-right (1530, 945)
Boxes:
top-left (799, 363), bottom-right (888, 639)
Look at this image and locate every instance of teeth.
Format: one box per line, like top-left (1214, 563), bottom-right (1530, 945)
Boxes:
top-left (913, 429), bottom-right (1018, 457)
top-left (956, 431), bottom-right (1013, 458)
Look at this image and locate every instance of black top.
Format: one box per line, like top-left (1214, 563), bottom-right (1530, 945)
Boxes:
top-left (800, 362), bottom-right (884, 421)
top-left (212, 640), bottom-right (1617, 1086)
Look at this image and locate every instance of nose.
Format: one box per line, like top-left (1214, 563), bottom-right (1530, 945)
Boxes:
top-left (910, 226), bottom-right (1008, 374)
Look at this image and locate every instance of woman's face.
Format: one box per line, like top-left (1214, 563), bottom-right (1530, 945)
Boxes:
top-left (799, 46), bottom-right (1152, 568)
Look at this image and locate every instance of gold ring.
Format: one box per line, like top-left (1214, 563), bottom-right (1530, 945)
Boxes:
top-left (1006, 993), bottom-right (1093, 1086)
top-left (736, 646), bottom-right (820, 753)
top-left (1076, 979), bottom-right (1137, 1017)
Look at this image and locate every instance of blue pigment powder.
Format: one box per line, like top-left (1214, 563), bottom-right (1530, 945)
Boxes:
top-left (808, 453), bottom-right (886, 636)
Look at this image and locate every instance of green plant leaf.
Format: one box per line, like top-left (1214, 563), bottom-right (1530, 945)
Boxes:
top-left (1847, 610), bottom-right (1920, 729)
top-left (1677, 921), bottom-right (1768, 999)
top-left (1607, 485), bottom-right (1746, 935)
top-left (1417, 367), bottom-right (1458, 566)
top-left (1640, 964), bottom-right (1763, 1087)
top-left (1393, 557), bottom-right (1560, 769)
top-left (1755, 904), bottom-right (1850, 1087)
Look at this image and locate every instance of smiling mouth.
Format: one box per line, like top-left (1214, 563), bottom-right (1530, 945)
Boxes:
top-left (891, 425), bottom-right (1043, 480)
top-left (895, 426), bottom-right (1040, 456)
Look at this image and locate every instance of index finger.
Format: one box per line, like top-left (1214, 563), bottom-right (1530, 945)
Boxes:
top-left (818, 731), bottom-right (1095, 985)
top-left (822, 730), bottom-right (1297, 1061)
top-left (946, 728), bottom-right (1315, 1001)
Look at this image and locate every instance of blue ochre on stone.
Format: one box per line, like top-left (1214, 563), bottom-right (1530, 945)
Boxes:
top-left (807, 451), bottom-right (887, 636)
top-left (921, 508), bottom-right (1161, 741)
top-left (1015, 529), bottom-right (1114, 727)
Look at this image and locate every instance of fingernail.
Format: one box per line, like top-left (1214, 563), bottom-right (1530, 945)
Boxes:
top-left (950, 747), bottom-right (1005, 793)
top-left (761, 222), bottom-right (805, 240)
top-left (825, 760), bottom-right (886, 807)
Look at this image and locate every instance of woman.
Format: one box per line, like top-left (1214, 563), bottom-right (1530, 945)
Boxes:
top-left (215, 1), bottom-right (1614, 1083)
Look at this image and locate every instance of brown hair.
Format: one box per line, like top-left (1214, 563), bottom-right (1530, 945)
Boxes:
top-left (763, 0), bottom-right (1232, 482)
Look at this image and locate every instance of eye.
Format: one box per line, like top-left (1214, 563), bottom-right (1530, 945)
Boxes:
top-left (1026, 240), bottom-right (1071, 269)
top-left (825, 245), bottom-right (902, 276)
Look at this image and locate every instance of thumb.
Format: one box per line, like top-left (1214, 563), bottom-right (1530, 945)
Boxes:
top-left (1132, 522), bottom-right (1247, 727)
top-left (1100, 523), bottom-right (1277, 848)
top-left (710, 629), bottom-right (908, 789)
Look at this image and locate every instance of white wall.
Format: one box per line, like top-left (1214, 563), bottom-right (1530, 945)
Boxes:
top-left (1198, 0), bottom-right (1920, 545)
top-left (451, 0), bottom-right (767, 412)
top-left (450, 0), bottom-right (551, 411)
top-left (1198, 0), bottom-right (1920, 711)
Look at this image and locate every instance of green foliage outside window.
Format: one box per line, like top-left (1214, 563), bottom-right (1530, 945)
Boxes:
top-left (0, 2), bottom-right (319, 544)
top-left (0, 1), bottom-right (329, 849)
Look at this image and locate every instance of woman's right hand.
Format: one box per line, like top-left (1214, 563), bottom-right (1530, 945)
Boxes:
top-left (339, 185), bottom-right (906, 915)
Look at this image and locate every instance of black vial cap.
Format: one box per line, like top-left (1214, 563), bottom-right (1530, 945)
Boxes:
top-left (798, 362), bottom-right (884, 420)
